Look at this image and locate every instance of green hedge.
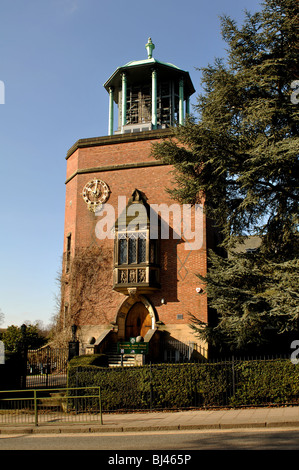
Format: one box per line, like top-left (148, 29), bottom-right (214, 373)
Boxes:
top-left (67, 358), bottom-right (299, 410)
top-left (67, 363), bottom-right (229, 410)
top-left (231, 359), bottom-right (299, 406)
top-left (68, 363), bottom-right (150, 410)
top-left (68, 354), bottom-right (108, 368)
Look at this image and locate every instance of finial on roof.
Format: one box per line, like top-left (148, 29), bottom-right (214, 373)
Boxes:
top-left (145, 37), bottom-right (155, 59)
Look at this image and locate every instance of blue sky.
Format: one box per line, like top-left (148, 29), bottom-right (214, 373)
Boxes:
top-left (0, 0), bottom-right (263, 328)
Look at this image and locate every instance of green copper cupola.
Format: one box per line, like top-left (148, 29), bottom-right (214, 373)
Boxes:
top-left (104, 39), bottom-right (195, 135)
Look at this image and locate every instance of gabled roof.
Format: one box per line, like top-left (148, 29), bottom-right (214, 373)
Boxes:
top-left (115, 189), bottom-right (151, 231)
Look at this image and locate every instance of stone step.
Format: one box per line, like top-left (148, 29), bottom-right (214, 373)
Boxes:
top-left (108, 354), bottom-right (136, 366)
top-left (105, 343), bottom-right (139, 367)
top-left (106, 348), bottom-right (136, 366)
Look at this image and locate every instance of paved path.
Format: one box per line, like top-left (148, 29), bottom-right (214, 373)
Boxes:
top-left (2, 406), bottom-right (299, 434)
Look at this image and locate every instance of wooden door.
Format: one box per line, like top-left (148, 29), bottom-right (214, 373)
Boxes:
top-left (125, 302), bottom-right (152, 339)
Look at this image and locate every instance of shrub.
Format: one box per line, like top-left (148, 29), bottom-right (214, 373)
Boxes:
top-left (68, 354), bottom-right (108, 368)
top-left (67, 358), bottom-right (299, 410)
top-left (230, 359), bottom-right (299, 406)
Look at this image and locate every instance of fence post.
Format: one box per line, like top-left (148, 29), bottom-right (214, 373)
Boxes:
top-left (232, 355), bottom-right (236, 398)
top-left (99, 387), bottom-right (103, 425)
top-left (149, 362), bottom-right (153, 411)
top-left (19, 324), bottom-right (28, 389)
top-left (34, 390), bottom-right (38, 426)
top-left (46, 346), bottom-right (50, 388)
top-left (189, 363), bottom-right (194, 407)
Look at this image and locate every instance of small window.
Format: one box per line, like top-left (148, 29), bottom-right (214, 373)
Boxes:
top-left (119, 238), bottom-right (127, 264)
top-left (138, 237), bottom-right (146, 263)
top-left (66, 234), bottom-right (71, 273)
top-left (128, 237), bottom-right (137, 264)
top-left (118, 232), bottom-right (147, 265)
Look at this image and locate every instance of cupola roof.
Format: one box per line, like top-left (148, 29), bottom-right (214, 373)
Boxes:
top-left (104, 38), bottom-right (195, 102)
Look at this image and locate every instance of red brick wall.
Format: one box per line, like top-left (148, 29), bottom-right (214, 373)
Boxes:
top-left (62, 134), bottom-right (208, 331)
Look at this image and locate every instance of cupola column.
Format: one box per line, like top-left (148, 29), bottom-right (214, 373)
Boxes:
top-left (108, 87), bottom-right (114, 136)
top-left (179, 78), bottom-right (184, 125)
top-left (185, 95), bottom-right (190, 118)
top-left (121, 73), bottom-right (127, 127)
top-left (151, 69), bottom-right (157, 129)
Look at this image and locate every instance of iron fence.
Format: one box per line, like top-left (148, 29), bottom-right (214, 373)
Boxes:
top-left (26, 347), bottom-right (68, 388)
top-left (0, 387), bottom-right (103, 426)
top-left (1, 356), bottom-right (298, 426)
top-left (160, 340), bottom-right (207, 363)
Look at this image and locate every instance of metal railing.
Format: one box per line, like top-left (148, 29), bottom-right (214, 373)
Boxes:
top-left (26, 347), bottom-right (68, 388)
top-left (160, 340), bottom-right (207, 362)
top-left (0, 387), bottom-right (103, 426)
top-left (2, 356), bottom-right (298, 425)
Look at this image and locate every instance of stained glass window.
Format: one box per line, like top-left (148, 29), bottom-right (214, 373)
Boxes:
top-left (138, 237), bottom-right (146, 263)
top-left (128, 237), bottom-right (137, 264)
top-left (119, 238), bottom-right (127, 264)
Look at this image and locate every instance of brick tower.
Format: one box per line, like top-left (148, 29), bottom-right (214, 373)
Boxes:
top-left (61, 39), bottom-right (214, 363)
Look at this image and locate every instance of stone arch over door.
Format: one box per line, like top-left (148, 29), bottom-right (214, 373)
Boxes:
top-left (125, 302), bottom-right (151, 339)
top-left (115, 294), bottom-right (157, 340)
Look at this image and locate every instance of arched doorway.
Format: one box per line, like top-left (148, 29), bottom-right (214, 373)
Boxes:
top-left (125, 302), bottom-right (152, 339)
